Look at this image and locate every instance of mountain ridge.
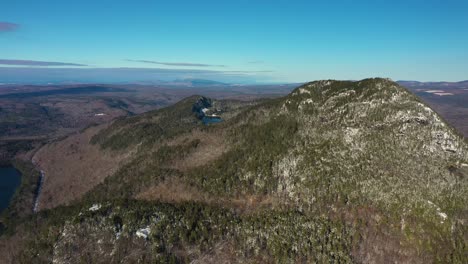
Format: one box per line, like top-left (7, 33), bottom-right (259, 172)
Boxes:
top-left (1, 78), bottom-right (467, 263)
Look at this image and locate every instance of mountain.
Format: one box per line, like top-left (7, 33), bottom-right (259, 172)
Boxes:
top-left (1, 78), bottom-right (467, 263)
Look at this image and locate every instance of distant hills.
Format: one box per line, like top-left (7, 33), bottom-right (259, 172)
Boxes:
top-left (3, 78), bottom-right (468, 89)
top-left (172, 78), bottom-right (229, 86)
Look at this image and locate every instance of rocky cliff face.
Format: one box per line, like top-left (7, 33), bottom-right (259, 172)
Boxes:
top-left (7, 79), bottom-right (468, 263)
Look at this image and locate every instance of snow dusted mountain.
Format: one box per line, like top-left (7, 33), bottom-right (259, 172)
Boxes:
top-left (2, 78), bottom-right (467, 263)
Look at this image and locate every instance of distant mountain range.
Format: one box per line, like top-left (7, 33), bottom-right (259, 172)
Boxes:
top-left (3, 78), bottom-right (468, 89)
top-left (171, 78), bottom-right (229, 86)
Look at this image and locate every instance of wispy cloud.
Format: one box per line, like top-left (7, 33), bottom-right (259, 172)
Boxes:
top-left (225, 70), bottom-right (273, 73)
top-left (0, 22), bottom-right (19, 32)
top-left (247, 60), bottom-right (264, 64)
top-left (0, 59), bottom-right (87, 67)
top-left (126, 59), bottom-right (226, 67)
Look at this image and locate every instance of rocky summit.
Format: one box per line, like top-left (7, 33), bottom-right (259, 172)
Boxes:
top-left (2, 78), bottom-right (467, 263)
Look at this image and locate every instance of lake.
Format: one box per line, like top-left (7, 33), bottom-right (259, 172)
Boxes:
top-left (0, 166), bottom-right (21, 213)
top-left (202, 116), bottom-right (223, 124)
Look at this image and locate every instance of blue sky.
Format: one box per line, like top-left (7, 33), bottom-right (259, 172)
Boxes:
top-left (1, 0), bottom-right (468, 83)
